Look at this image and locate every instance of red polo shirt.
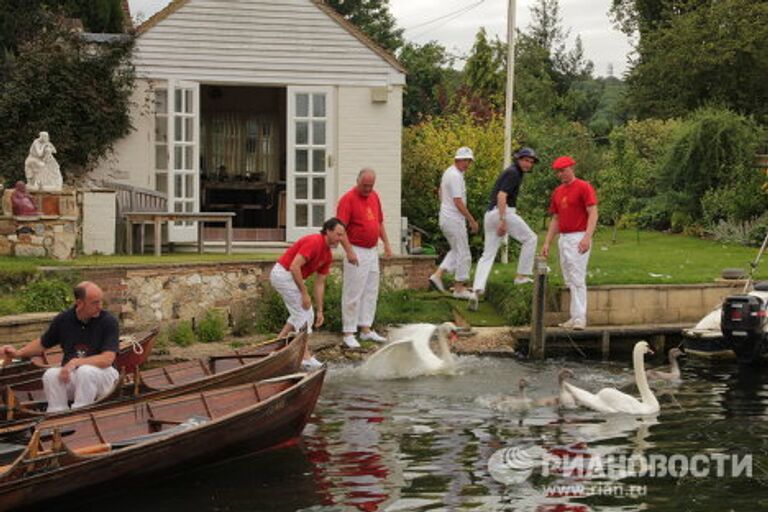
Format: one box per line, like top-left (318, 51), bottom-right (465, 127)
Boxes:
top-left (336, 188), bottom-right (383, 248)
top-left (277, 233), bottom-right (332, 279)
top-left (548, 178), bottom-right (598, 233)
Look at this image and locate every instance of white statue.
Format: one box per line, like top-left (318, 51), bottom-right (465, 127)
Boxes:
top-left (24, 131), bottom-right (63, 191)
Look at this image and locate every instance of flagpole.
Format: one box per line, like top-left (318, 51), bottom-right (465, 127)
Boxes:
top-left (501, 0), bottom-right (517, 264)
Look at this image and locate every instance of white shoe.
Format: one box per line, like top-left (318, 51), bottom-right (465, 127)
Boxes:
top-left (514, 276), bottom-right (534, 285)
top-left (558, 318), bottom-right (576, 329)
top-left (360, 330), bottom-right (387, 343)
top-left (453, 289), bottom-right (473, 300)
top-left (342, 335), bottom-right (361, 349)
top-left (572, 319), bottom-right (586, 330)
top-left (468, 292), bottom-right (479, 311)
top-left (301, 356), bottom-right (323, 371)
top-left (429, 274), bottom-right (446, 293)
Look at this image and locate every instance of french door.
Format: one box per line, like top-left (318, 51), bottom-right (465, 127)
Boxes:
top-left (286, 87), bottom-right (335, 241)
top-left (154, 80), bottom-right (200, 242)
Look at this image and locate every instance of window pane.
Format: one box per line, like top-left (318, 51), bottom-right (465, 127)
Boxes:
top-left (174, 117), bottom-right (182, 142)
top-left (296, 204), bottom-right (308, 227)
top-left (312, 177), bottom-right (325, 200)
top-left (296, 94), bottom-right (309, 117)
top-left (174, 146), bottom-right (183, 170)
top-left (312, 121), bottom-right (325, 145)
top-left (296, 177), bottom-right (308, 199)
top-left (174, 90), bottom-right (182, 113)
top-left (312, 205), bottom-right (325, 227)
top-left (154, 90), bottom-right (167, 113)
top-left (155, 172), bottom-right (167, 194)
top-left (185, 117), bottom-right (194, 142)
top-left (175, 202), bottom-right (183, 213)
top-left (185, 146), bottom-right (193, 170)
top-left (185, 90), bottom-right (193, 113)
top-left (155, 118), bottom-right (167, 143)
top-left (185, 175), bottom-right (194, 198)
top-left (295, 122), bottom-right (308, 144)
top-left (312, 150), bottom-right (325, 173)
top-left (174, 174), bottom-right (182, 197)
top-left (155, 145), bottom-right (167, 170)
top-left (312, 94), bottom-right (326, 117)
top-left (185, 201), bottom-right (194, 212)
top-left (296, 150), bottom-right (308, 173)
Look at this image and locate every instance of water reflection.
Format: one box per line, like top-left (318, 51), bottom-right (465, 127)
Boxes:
top-left (71, 356), bottom-right (768, 511)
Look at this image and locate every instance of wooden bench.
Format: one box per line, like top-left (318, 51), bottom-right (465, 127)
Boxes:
top-left (124, 212), bottom-right (235, 256)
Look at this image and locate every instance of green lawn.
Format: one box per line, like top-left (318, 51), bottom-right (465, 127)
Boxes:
top-left (491, 229), bottom-right (768, 286)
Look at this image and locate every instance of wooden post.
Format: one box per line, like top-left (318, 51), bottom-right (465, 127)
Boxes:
top-left (530, 256), bottom-right (548, 359)
top-left (602, 331), bottom-right (611, 361)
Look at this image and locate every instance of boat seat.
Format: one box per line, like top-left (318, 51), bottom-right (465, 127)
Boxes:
top-left (754, 281), bottom-right (768, 291)
top-left (112, 415), bottom-right (209, 449)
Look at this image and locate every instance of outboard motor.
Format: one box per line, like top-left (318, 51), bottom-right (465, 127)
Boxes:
top-left (721, 294), bottom-right (767, 364)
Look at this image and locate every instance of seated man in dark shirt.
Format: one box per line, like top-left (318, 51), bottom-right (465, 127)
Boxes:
top-left (1, 281), bottom-right (120, 412)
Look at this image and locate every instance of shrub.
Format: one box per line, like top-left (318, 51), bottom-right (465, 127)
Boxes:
top-left (168, 321), bottom-right (195, 347)
top-left (196, 309), bottom-right (227, 343)
top-left (21, 278), bottom-right (72, 312)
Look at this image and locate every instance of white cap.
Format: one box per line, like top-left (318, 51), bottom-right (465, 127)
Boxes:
top-left (454, 147), bottom-right (474, 161)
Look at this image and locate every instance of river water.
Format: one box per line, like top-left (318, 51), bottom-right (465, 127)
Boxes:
top-left (80, 354), bottom-right (768, 512)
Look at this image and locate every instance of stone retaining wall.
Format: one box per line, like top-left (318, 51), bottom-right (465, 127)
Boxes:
top-left (0, 312), bottom-right (57, 344)
top-left (556, 282), bottom-right (746, 325)
top-left (42, 256), bottom-right (436, 329)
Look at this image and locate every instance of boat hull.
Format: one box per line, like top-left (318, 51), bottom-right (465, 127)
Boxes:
top-left (0, 370), bottom-right (325, 510)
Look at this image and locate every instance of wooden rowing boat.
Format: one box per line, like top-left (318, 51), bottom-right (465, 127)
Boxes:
top-left (2, 331), bottom-right (308, 424)
top-left (0, 328), bottom-right (159, 386)
top-left (0, 369), bottom-right (325, 510)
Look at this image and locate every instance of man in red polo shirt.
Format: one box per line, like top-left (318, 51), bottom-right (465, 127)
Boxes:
top-left (541, 156), bottom-right (598, 330)
top-left (270, 218), bottom-right (346, 369)
top-left (337, 168), bottom-right (393, 349)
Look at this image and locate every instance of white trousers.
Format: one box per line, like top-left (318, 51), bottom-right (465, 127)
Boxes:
top-left (43, 365), bottom-right (119, 413)
top-left (343, 246), bottom-right (380, 334)
top-left (473, 208), bottom-right (537, 292)
top-left (558, 232), bottom-right (591, 323)
top-left (270, 263), bottom-right (314, 334)
top-left (439, 218), bottom-right (471, 282)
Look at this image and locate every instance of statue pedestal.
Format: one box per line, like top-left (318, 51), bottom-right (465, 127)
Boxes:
top-left (0, 189), bottom-right (78, 260)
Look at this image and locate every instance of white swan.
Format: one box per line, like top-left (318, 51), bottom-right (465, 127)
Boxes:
top-left (557, 369), bottom-right (577, 409)
top-left (563, 341), bottom-right (660, 415)
top-left (646, 348), bottom-right (684, 383)
top-left (358, 322), bottom-right (457, 380)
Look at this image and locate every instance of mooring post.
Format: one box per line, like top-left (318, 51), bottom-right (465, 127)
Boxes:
top-left (530, 256), bottom-right (548, 359)
top-left (602, 331), bottom-right (611, 361)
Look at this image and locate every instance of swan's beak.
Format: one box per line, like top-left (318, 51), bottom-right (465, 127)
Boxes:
top-left (450, 330), bottom-right (458, 343)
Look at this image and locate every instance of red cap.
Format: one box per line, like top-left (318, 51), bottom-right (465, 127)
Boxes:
top-left (552, 156), bottom-right (576, 170)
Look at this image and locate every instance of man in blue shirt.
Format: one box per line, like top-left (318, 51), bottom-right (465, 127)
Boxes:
top-left (2, 281), bottom-right (120, 412)
top-left (469, 148), bottom-right (539, 310)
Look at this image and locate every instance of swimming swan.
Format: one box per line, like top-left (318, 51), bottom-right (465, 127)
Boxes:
top-left (646, 347), bottom-right (684, 383)
top-left (563, 341), bottom-right (660, 415)
top-left (358, 322), bottom-right (458, 379)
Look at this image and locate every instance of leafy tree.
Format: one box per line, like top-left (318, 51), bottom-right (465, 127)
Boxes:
top-left (461, 27), bottom-right (506, 113)
top-left (399, 41), bottom-right (455, 126)
top-left (0, 11), bottom-right (134, 183)
top-left (325, 0), bottom-right (404, 53)
top-left (624, 0), bottom-right (768, 122)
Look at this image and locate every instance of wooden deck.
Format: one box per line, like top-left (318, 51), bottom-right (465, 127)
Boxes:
top-left (512, 323), bottom-right (691, 360)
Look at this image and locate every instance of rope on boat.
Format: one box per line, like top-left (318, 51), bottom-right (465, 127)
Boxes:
top-left (126, 336), bottom-right (144, 355)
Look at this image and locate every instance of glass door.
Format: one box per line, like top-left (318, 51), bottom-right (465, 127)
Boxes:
top-left (166, 80), bottom-right (199, 242)
top-left (286, 87), bottom-right (334, 241)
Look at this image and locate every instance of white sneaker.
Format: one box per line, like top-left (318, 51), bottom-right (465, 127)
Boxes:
top-left (453, 289), bottom-right (473, 300)
top-left (342, 335), bottom-right (361, 349)
top-left (514, 276), bottom-right (534, 285)
top-left (558, 318), bottom-right (576, 329)
top-left (301, 356), bottom-right (323, 371)
top-left (360, 330), bottom-right (387, 343)
top-left (468, 292), bottom-right (479, 311)
top-left (572, 319), bottom-right (586, 330)
top-left (429, 274), bottom-right (446, 293)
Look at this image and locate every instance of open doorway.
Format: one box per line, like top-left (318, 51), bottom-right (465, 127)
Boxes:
top-left (200, 85), bottom-right (287, 242)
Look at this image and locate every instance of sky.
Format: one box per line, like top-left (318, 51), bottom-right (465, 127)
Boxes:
top-left (128, 0), bottom-right (634, 77)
